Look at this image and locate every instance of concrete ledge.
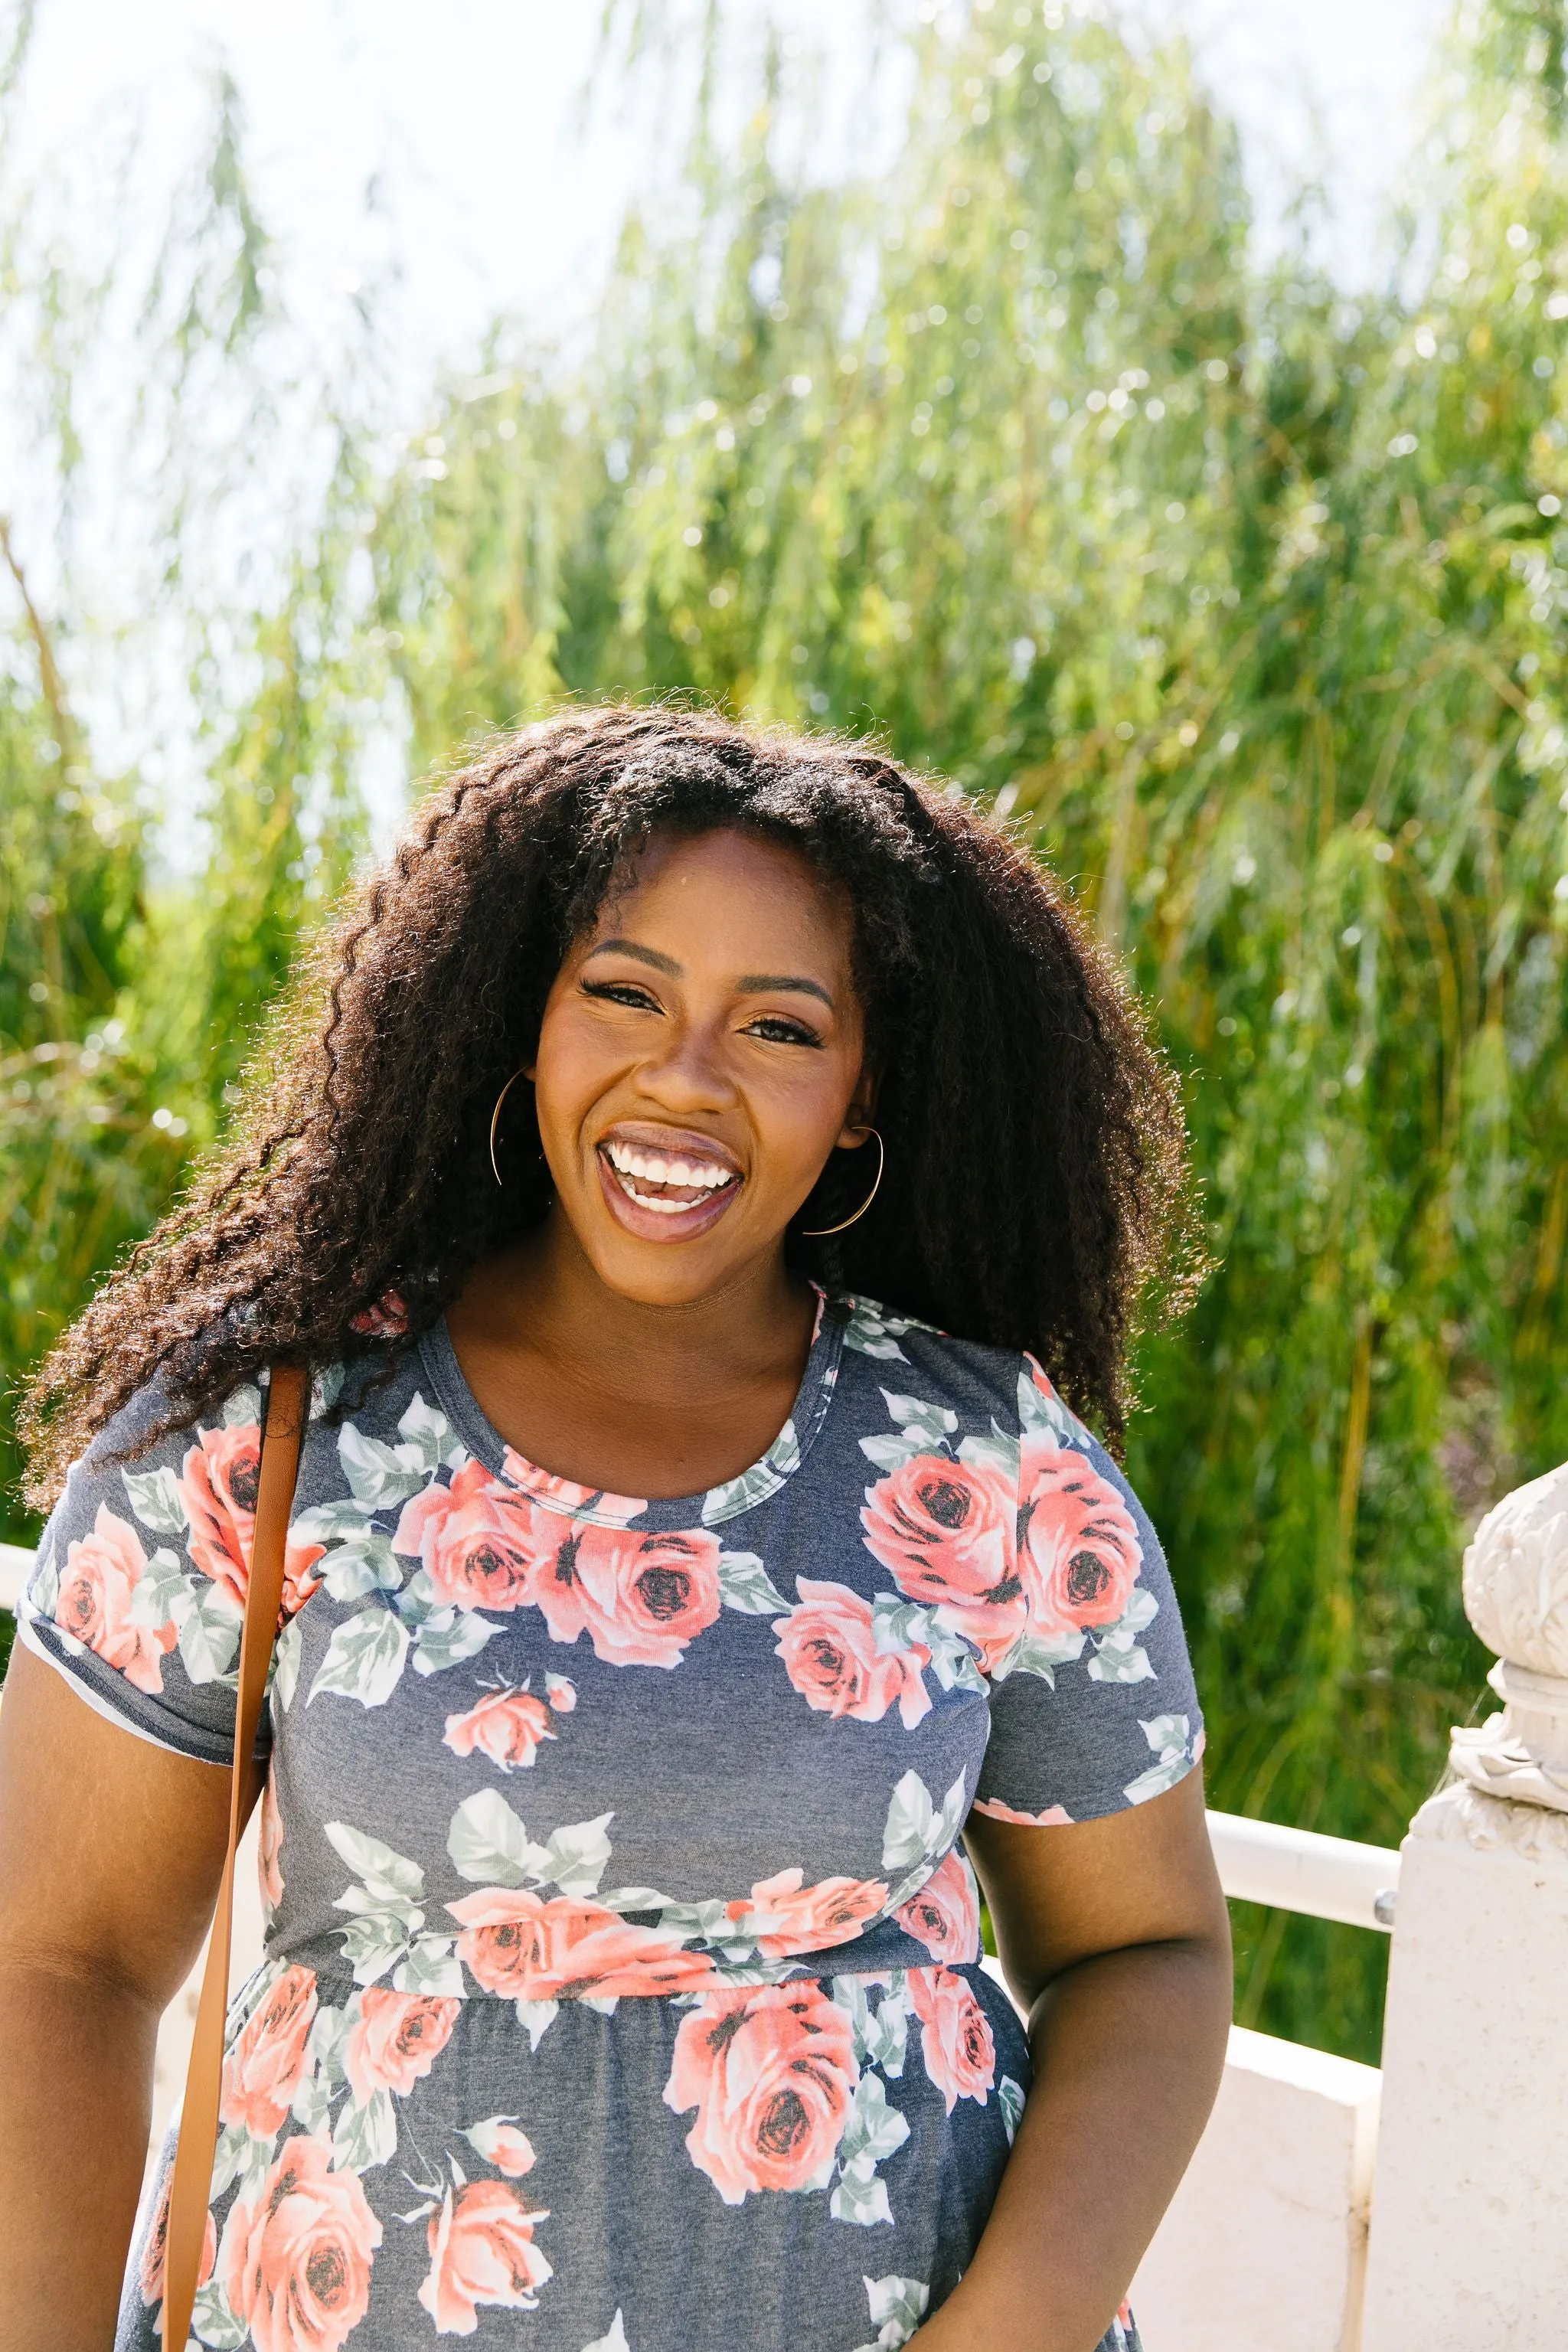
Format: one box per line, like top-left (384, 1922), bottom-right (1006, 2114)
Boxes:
top-left (1130, 2024), bottom-right (1380, 2352)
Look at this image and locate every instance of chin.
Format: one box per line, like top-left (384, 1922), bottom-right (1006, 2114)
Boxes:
top-left (593, 1251), bottom-right (739, 1308)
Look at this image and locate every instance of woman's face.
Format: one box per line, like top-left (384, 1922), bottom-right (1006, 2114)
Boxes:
top-left (528, 827), bottom-right (874, 1307)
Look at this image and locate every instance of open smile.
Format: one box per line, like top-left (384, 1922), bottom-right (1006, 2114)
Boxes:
top-left (595, 1129), bottom-right (744, 1240)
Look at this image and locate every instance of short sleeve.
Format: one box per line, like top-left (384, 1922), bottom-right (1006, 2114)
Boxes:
top-left (970, 1355), bottom-right (1204, 1828)
top-left (16, 1377), bottom-right (300, 1766)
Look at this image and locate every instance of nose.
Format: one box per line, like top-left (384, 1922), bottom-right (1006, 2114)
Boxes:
top-left (635, 1012), bottom-right (738, 1115)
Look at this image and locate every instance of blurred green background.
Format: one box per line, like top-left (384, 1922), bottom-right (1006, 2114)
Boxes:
top-left (5, 0), bottom-right (1568, 2063)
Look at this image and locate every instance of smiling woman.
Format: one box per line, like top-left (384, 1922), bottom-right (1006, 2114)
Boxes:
top-left (1, 707), bottom-right (1231, 2352)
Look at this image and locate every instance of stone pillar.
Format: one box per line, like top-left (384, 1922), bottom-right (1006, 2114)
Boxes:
top-left (1361, 1462), bottom-right (1568, 2350)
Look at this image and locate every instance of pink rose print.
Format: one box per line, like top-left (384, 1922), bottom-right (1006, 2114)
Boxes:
top-left (727, 1867), bottom-right (890, 1958)
top-left (465, 2117), bottom-right (537, 2176)
top-left (139, 2170), bottom-right (214, 2310)
top-left (970, 1797), bottom-right (1074, 1827)
top-left (348, 1289), bottom-right (408, 1338)
top-left (178, 1423), bottom-right (325, 1618)
top-left (893, 1847), bottom-right (981, 1965)
top-left (449, 1889), bottom-right (717, 2001)
top-left (1017, 1436), bottom-right (1142, 1642)
top-left (773, 1578), bottom-right (931, 1729)
top-left (227, 2133), bottom-right (381, 2352)
top-left (259, 1769), bottom-right (285, 1914)
top-left (908, 1966), bottom-right (996, 2115)
top-left (501, 1448), bottom-right (646, 1528)
top-left (418, 2180), bottom-right (553, 2331)
top-left (220, 1964), bottom-right (318, 2138)
top-left (393, 1460), bottom-right (545, 1613)
top-left (861, 1452), bottom-right (1023, 1672)
top-left (344, 1988), bottom-right (461, 2105)
top-left (54, 1504), bottom-right (177, 1696)
top-left (544, 1672), bottom-right (577, 1713)
top-left (443, 1687), bottom-right (556, 1772)
top-left (522, 1522), bottom-right (721, 1668)
top-left (665, 1982), bottom-right (861, 2205)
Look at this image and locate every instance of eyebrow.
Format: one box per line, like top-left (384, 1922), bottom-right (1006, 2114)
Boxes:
top-left (583, 938), bottom-right (684, 977)
top-left (584, 939), bottom-right (835, 1011)
top-left (737, 972), bottom-right (835, 1010)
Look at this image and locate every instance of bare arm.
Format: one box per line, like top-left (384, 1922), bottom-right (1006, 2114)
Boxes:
top-left (912, 1769), bottom-right (1232, 2352)
top-left (0, 1643), bottom-right (234, 2352)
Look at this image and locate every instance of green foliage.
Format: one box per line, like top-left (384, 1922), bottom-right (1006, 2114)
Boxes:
top-left (6, 0), bottom-right (1568, 2058)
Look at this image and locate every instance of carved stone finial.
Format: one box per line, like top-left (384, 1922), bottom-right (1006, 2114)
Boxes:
top-left (1449, 1462), bottom-right (1568, 1815)
top-left (1462, 1459), bottom-right (1568, 1674)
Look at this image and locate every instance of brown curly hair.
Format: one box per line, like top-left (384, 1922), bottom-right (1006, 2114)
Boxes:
top-left (21, 706), bottom-right (1198, 1505)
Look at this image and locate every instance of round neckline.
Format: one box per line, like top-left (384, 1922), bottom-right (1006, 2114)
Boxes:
top-left (416, 1285), bottom-right (846, 1529)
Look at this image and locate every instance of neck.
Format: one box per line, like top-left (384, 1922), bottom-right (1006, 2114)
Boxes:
top-left (457, 1209), bottom-right (814, 1406)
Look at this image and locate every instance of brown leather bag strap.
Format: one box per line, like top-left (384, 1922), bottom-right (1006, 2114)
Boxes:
top-left (162, 1363), bottom-right (309, 2352)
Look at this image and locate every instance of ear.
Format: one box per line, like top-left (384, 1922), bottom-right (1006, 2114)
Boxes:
top-left (835, 1066), bottom-right (878, 1148)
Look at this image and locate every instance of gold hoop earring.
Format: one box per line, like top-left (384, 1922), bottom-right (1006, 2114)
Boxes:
top-left (488, 1068), bottom-right (530, 1187)
top-left (802, 1128), bottom-right (884, 1236)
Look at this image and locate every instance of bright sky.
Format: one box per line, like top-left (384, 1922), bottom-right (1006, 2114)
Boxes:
top-left (14, 0), bottom-right (1452, 372)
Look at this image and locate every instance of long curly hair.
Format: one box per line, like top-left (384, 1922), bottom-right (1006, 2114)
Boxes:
top-left (21, 706), bottom-right (1199, 1504)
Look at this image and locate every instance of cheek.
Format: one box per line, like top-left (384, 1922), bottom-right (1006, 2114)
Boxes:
top-left (530, 1005), bottom-right (615, 1142)
top-left (746, 1060), bottom-right (861, 1174)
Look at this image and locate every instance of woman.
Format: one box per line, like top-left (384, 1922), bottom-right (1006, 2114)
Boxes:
top-left (0, 709), bottom-right (1230, 2352)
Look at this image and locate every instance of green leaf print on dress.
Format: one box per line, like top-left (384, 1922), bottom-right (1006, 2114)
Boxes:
top-left (839, 1295), bottom-right (933, 1362)
top-left (446, 1790), bottom-right (614, 1895)
top-left (880, 1769), bottom-right (969, 1909)
top-left (120, 1462), bottom-right (188, 1537)
top-left (830, 2073), bottom-right (911, 2226)
top-left (338, 1392), bottom-right (466, 1511)
top-left (831, 1972), bottom-right (910, 2079)
top-left (326, 1835), bottom-right (428, 1984)
top-left (852, 2274), bottom-right (932, 2351)
top-left (715, 1550), bottom-right (792, 1615)
top-left (1123, 1714), bottom-right (1200, 1805)
top-left (309, 1605), bottom-right (410, 1708)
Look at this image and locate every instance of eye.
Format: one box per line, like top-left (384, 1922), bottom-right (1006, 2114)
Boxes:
top-left (743, 1014), bottom-right (823, 1047)
top-left (581, 978), bottom-right (662, 1012)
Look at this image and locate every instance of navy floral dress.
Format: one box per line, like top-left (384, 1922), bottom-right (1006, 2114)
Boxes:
top-left (20, 1291), bottom-right (1200, 2352)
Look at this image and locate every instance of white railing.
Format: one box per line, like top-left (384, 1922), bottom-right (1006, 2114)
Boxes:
top-left (1207, 1810), bottom-right (1400, 1930)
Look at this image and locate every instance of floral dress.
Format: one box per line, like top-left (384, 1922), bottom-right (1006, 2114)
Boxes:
top-left (20, 1292), bottom-right (1201, 2352)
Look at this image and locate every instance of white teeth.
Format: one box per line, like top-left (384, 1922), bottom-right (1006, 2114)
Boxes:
top-left (603, 1140), bottom-right (737, 1208)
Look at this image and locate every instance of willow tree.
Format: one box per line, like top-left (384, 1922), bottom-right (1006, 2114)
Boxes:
top-left (0, 62), bottom-right (366, 1532)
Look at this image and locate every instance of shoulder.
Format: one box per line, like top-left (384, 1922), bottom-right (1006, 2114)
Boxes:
top-left (43, 1345), bottom-right (432, 1569)
top-left (21, 1345), bottom-right (433, 1737)
top-left (830, 1291), bottom-right (1087, 1452)
top-left (829, 1291), bottom-right (1149, 1532)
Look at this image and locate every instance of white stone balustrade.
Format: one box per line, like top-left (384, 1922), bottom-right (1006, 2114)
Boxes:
top-left (1361, 1459), bottom-right (1568, 2350)
top-left (1132, 2027), bottom-right (1380, 2352)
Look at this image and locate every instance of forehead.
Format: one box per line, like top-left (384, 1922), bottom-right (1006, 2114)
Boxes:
top-left (588, 828), bottom-right (854, 966)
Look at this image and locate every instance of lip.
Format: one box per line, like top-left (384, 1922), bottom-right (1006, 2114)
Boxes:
top-left (593, 1121), bottom-right (745, 1245)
